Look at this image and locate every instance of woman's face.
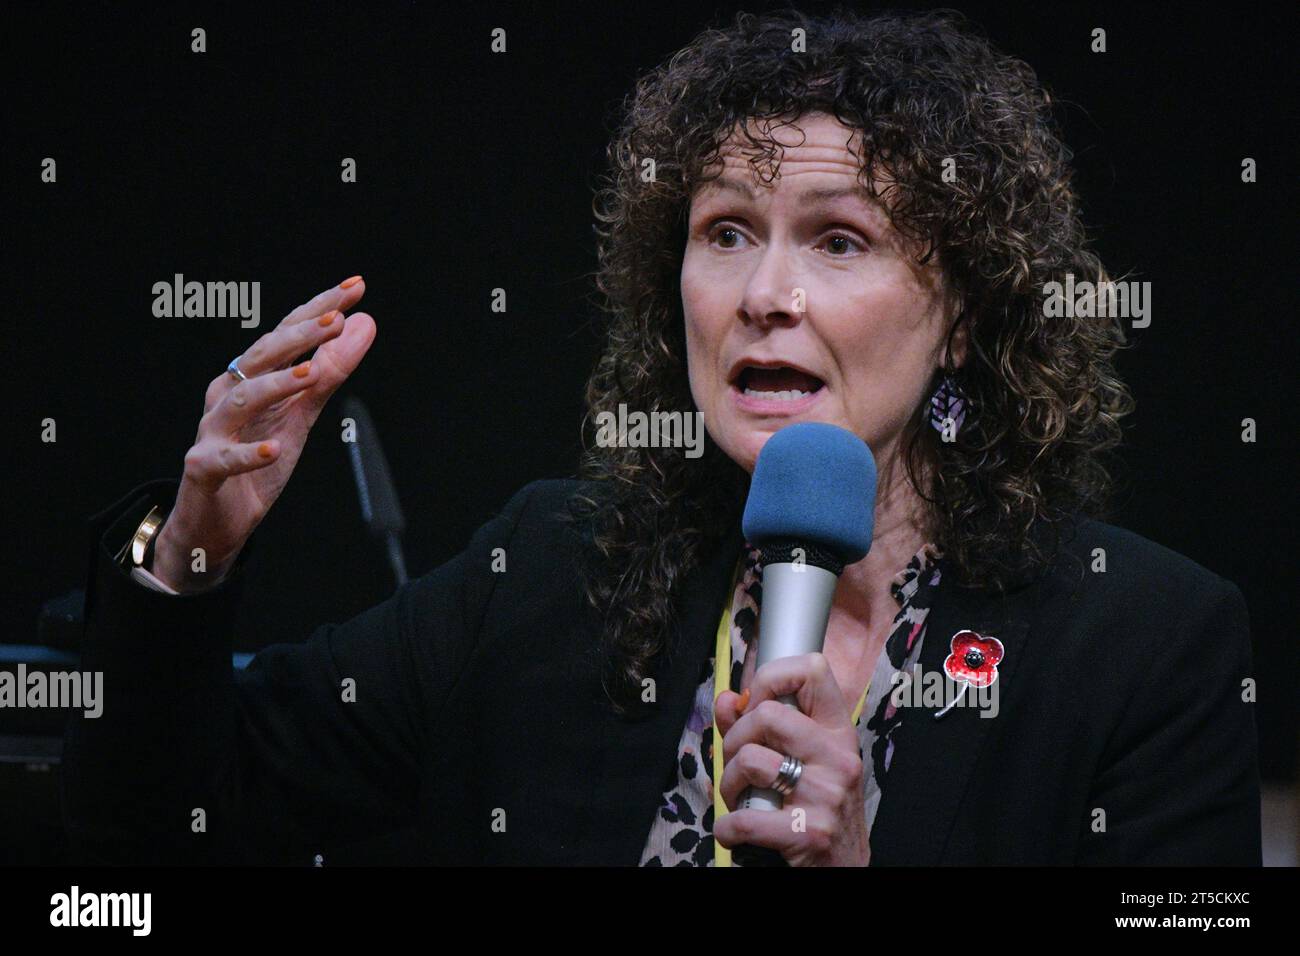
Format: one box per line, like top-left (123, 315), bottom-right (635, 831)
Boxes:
top-left (682, 111), bottom-right (963, 474)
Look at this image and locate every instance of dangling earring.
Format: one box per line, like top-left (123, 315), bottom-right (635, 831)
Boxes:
top-left (929, 369), bottom-right (968, 436)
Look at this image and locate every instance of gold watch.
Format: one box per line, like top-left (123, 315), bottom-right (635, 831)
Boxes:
top-left (114, 505), bottom-right (167, 570)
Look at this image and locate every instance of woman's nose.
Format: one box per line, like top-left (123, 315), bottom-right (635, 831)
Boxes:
top-left (737, 244), bottom-right (803, 329)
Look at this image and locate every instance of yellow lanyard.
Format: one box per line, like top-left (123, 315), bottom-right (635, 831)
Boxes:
top-left (711, 561), bottom-right (871, 866)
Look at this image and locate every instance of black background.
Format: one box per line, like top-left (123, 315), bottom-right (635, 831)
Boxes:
top-left (5, 0), bottom-right (1295, 791)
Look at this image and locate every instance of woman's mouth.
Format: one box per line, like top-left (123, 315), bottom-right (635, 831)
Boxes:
top-left (731, 365), bottom-right (826, 413)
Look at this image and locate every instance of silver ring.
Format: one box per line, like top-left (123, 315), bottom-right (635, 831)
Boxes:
top-left (226, 357), bottom-right (248, 382)
top-left (771, 754), bottom-right (803, 796)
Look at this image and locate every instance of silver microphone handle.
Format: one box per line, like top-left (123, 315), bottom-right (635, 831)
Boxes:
top-left (738, 561), bottom-right (838, 812)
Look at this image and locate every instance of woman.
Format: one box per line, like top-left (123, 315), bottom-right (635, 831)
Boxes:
top-left (63, 8), bottom-right (1260, 866)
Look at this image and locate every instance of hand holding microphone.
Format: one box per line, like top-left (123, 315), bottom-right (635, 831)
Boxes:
top-left (712, 422), bottom-right (877, 866)
top-left (713, 652), bottom-right (872, 866)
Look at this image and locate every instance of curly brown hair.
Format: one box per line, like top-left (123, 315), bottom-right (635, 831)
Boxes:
top-left (568, 6), bottom-right (1135, 713)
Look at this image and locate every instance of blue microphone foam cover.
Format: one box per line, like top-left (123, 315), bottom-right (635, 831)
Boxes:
top-left (741, 422), bottom-right (876, 563)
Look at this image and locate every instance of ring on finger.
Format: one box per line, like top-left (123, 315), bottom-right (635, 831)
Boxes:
top-left (226, 357), bottom-right (248, 382)
top-left (771, 754), bottom-right (803, 796)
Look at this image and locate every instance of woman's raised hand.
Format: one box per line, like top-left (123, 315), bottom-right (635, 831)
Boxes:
top-left (150, 277), bottom-right (377, 592)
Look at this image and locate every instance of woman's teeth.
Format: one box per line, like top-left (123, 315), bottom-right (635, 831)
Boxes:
top-left (743, 388), bottom-right (811, 401)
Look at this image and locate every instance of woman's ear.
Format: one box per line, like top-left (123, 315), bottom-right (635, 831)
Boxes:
top-left (946, 295), bottom-right (970, 370)
top-left (951, 315), bottom-right (970, 369)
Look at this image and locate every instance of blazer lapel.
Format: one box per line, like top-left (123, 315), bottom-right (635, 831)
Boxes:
top-left (868, 560), bottom-right (1039, 864)
top-left (575, 527), bottom-right (742, 865)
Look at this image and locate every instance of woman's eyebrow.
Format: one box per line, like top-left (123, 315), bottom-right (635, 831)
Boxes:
top-left (801, 184), bottom-right (877, 205)
top-left (692, 176), bottom-right (891, 234)
top-left (697, 177), bottom-right (758, 200)
top-left (805, 187), bottom-right (892, 233)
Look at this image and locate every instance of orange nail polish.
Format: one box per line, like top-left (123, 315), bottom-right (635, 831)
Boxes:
top-left (257, 442), bottom-right (273, 458)
top-left (339, 275), bottom-right (362, 289)
top-left (737, 688), bottom-right (751, 714)
top-left (317, 310), bottom-right (337, 326)
top-left (292, 362), bottom-right (311, 378)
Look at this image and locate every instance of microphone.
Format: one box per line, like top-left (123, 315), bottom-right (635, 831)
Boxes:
top-left (737, 422), bottom-right (876, 814)
top-left (342, 396), bottom-right (409, 589)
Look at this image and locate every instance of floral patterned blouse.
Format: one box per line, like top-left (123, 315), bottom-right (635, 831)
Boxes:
top-left (639, 541), bottom-right (942, 866)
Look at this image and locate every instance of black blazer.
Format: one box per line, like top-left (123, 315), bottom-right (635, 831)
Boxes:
top-left (62, 478), bottom-right (1262, 865)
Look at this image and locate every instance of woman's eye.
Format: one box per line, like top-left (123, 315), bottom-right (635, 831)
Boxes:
top-left (704, 224), bottom-right (866, 255)
top-left (821, 233), bottom-right (865, 256)
top-left (711, 226), bottom-right (745, 249)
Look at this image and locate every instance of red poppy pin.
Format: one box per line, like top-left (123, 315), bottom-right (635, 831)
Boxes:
top-left (935, 629), bottom-right (1005, 719)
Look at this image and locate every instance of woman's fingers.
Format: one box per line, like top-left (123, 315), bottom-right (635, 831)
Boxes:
top-left (229, 273), bottom-right (365, 379)
top-left (200, 310), bottom-right (376, 443)
top-left (202, 278), bottom-right (365, 411)
top-left (203, 359), bottom-right (322, 433)
top-left (721, 697), bottom-right (839, 766)
top-left (237, 305), bottom-right (347, 378)
top-left (182, 437), bottom-right (283, 491)
top-left (718, 741), bottom-right (784, 810)
top-left (297, 309), bottom-right (377, 404)
top-left (714, 689), bottom-right (746, 737)
top-left (279, 275), bottom-right (366, 330)
top-left (195, 303), bottom-right (375, 459)
top-left (713, 806), bottom-right (803, 855)
top-left (743, 653), bottom-right (853, 729)
top-left (718, 740), bottom-right (857, 812)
